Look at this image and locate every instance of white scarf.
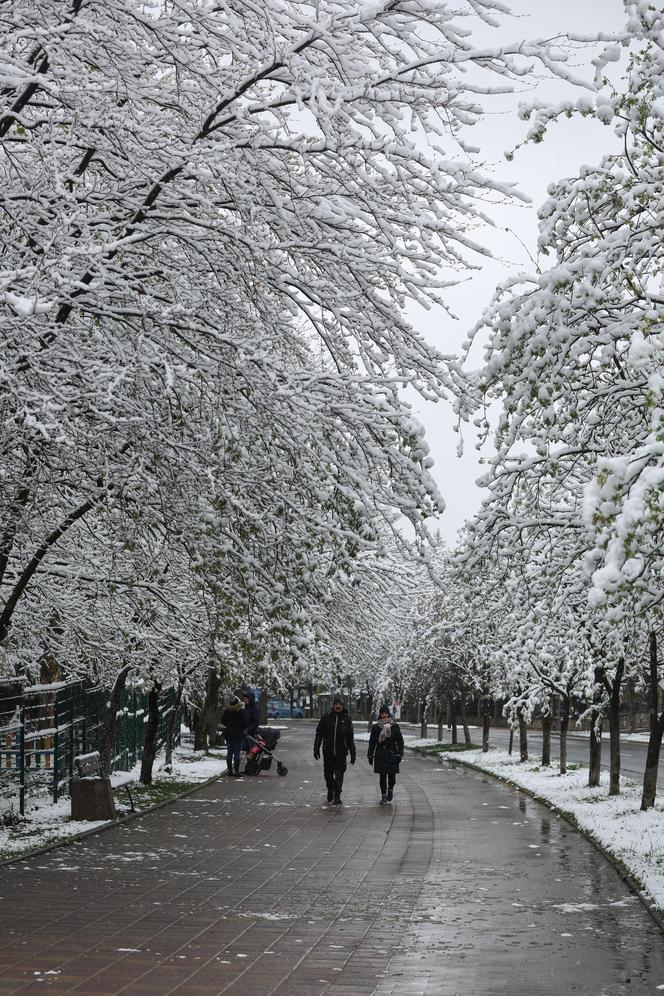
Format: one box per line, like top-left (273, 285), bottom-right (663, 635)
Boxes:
top-left (378, 717), bottom-right (393, 743)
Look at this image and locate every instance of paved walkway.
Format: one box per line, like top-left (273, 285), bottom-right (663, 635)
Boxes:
top-left (0, 725), bottom-right (663, 995)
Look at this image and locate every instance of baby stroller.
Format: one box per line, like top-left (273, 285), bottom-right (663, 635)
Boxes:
top-left (244, 727), bottom-right (288, 776)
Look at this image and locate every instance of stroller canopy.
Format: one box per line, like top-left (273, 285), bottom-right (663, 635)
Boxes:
top-left (257, 727), bottom-right (281, 750)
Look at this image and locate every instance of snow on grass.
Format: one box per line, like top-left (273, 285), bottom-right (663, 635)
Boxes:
top-left (0, 817), bottom-right (109, 859)
top-left (0, 742), bottom-right (227, 863)
top-left (155, 744), bottom-right (227, 783)
top-left (442, 748), bottom-right (664, 913)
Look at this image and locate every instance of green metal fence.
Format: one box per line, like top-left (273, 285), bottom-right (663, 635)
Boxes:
top-left (0, 680), bottom-right (180, 815)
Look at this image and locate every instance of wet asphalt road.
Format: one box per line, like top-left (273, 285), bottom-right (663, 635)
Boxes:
top-left (0, 723), bottom-right (663, 995)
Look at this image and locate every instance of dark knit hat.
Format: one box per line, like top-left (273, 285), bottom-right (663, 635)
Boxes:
top-left (332, 694), bottom-right (344, 706)
top-left (378, 703), bottom-right (391, 717)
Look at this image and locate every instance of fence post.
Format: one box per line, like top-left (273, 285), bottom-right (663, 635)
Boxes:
top-left (53, 692), bottom-right (59, 803)
top-left (81, 686), bottom-right (87, 756)
top-left (19, 707), bottom-right (25, 816)
top-left (69, 689), bottom-right (75, 784)
top-left (175, 688), bottom-right (181, 748)
top-left (132, 689), bottom-right (137, 765)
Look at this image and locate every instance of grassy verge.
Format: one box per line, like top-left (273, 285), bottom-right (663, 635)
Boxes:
top-left (113, 776), bottom-right (203, 813)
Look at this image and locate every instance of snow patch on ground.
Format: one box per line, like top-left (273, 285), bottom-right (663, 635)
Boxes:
top-left (444, 749), bottom-right (664, 912)
top-left (153, 744), bottom-right (228, 782)
top-left (237, 911), bottom-right (293, 921)
top-left (0, 818), bottom-right (108, 857)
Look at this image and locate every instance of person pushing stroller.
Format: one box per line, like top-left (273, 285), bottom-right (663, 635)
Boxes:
top-left (242, 688), bottom-right (260, 746)
top-left (313, 694), bottom-right (356, 804)
top-left (221, 692), bottom-right (246, 777)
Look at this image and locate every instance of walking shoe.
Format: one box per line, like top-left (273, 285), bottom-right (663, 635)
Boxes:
top-left (387, 790), bottom-right (393, 802)
top-left (333, 794), bottom-right (341, 805)
top-left (327, 789), bottom-right (334, 803)
top-left (380, 794), bottom-right (387, 805)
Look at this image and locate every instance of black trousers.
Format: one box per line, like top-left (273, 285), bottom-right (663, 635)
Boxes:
top-left (323, 756), bottom-right (345, 795)
top-left (379, 772), bottom-right (396, 793)
top-left (226, 737), bottom-right (242, 768)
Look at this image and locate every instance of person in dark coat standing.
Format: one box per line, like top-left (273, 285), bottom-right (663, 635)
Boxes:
top-left (220, 693), bottom-right (246, 776)
top-left (242, 688), bottom-right (260, 750)
top-left (314, 694), bottom-right (356, 804)
top-left (368, 704), bottom-right (404, 804)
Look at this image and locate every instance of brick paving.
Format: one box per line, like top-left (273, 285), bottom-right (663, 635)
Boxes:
top-left (0, 725), bottom-right (663, 995)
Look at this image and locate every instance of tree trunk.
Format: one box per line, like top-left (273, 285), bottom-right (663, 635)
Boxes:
top-left (192, 704), bottom-right (205, 751)
top-left (139, 682), bottom-right (162, 785)
top-left (437, 704), bottom-right (444, 743)
top-left (164, 681), bottom-right (184, 772)
top-left (559, 695), bottom-right (570, 775)
top-left (419, 699), bottom-right (428, 739)
top-left (624, 676), bottom-right (637, 734)
top-left (194, 665), bottom-right (221, 751)
top-left (518, 711), bottom-right (528, 762)
top-left (368, 689), bottom-right (379, 731)
top-left (481, 698), bottom-right (491, 753)
top-left (259, 685), bottom-right (268, 725)
top-left (588, 715), bottom-right (603, 788)
top-left (588, 663), bottom-right (605, 788)
top-left (38, 610), bottom-right (63, 684)
top-left (451, 701), bottom-right (458, 745)
top-left (460, 699), bottom-right (471, 746)
top-left (508, 727), bottom-right (514, 756)
top-left (99, 666), bottom-right (131, 777)
top-left (642, 631), bottom-right (664, 810)
top-left (607, 658), bottom-right (624, 796)
top-left (541, 710), bottom-right (553, 767)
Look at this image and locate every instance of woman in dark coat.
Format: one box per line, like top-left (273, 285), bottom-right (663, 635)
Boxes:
top-left (368, 704), bottom-right (404, 804)
top-left (220, 693), bottom-right (246, 777)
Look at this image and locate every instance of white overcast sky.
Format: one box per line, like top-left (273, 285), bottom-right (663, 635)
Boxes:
top-left (412, 0), bottom-right (627, 543)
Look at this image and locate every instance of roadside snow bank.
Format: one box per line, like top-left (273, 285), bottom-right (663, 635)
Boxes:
top-left (355, 732), bottom-right (442, 749)
top-left (443, 749), bottom-right (664, 913)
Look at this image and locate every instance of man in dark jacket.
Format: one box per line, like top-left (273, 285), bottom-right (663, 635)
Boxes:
top-left (243, 689), bottom-right (260, 740)
top-left (313, 695), bottom-right (356, 804)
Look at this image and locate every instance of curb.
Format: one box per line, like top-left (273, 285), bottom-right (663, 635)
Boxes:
top-left (0, 769), bottom-right (228, 869)
top-left (423, 747), bottom-right (664, 938)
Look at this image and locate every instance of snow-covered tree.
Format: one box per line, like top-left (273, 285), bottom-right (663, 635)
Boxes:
top-left (0, 1), bottom-right (615, 775)
top-left (456, 3), bottom-right (663, 796)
